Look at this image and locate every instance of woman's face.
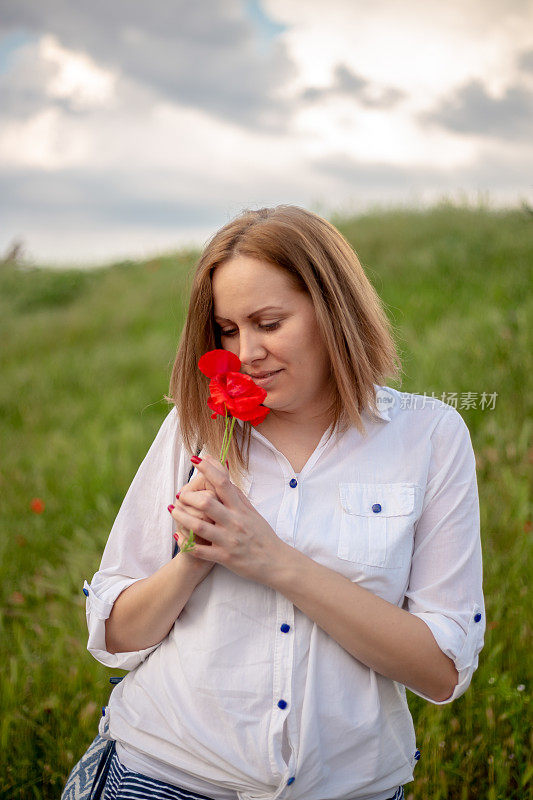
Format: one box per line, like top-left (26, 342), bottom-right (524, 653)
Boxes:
top-left (211, 255), bottom-right (333, 424)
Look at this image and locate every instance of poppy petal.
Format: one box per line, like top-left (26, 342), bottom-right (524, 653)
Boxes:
top-left (248, 406), bottom-right (270, 426)
top-left (207, 396), bottom-right (226, 417)
top-left (198, 349), bottom-right (241, 378)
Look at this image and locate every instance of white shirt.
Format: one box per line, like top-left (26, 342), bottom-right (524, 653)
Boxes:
top-left (85, 385), bottom-right (485, 800)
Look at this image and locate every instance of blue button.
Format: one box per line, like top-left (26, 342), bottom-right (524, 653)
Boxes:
top-left (82, 587), bottom-right (89, 596)
top-left (372, 503), bottom-right (382, 513)
top-left (289, 478), bottom-right (298, 488)
top-left (474, 613), bottom-right (482, 622)
top-left (287, 777), bottom-right (295, 785)
top-left (414, 749), bottom-right (421, 761)
top-left (280, 623), bottom-right (290, 633)
top-left (277, 699), bottom-right (287, 709)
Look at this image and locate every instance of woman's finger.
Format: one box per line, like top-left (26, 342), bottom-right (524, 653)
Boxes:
top-left (199, 452), bottom-right (230, 476)
top-left (188, 453), bottom-right (230, 495)
top-left (180, 476), bottom-right (210, 496)
top-left (174, 530), bottom-right (217, 564)
top-left (175, 496), bottom-right (214, 524)
top-left (179, 472), bottom-right (217, 505)
top-left (177, 452), bottom-right (228, 502)
top-left (175, 491), bottom-right (232, 529)
top-left (197, 454), bottom-right (256, 512)
top-left (188, 457), bottom-right (237, 508)
top-left (175, 528), bottom-right (212, 549)
top-left (170, 502), bottom-right (221, 546)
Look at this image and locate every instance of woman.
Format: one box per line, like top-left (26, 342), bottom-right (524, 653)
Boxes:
top-left (80, 205), bottom-right (485, 800)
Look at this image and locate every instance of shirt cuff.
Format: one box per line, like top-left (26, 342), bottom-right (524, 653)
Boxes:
top-left (409, 603), bottom-right (486, 704)
top-left (84, 578), bottom-right (160, 670)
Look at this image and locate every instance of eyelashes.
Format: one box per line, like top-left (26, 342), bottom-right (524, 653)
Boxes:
top-left (219, 322), bottom-right (281, 337)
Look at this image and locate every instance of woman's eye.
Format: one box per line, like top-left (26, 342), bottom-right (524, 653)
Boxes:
top-left (220, 322), bottom-right (280, 337)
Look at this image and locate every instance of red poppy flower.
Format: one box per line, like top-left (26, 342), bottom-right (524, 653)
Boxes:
top-left (207, 373), bottom-right (269, 425)
top-left (30, 498), bottom-right (45, 513)
top-left (199, 349), bottom-right (270, 426)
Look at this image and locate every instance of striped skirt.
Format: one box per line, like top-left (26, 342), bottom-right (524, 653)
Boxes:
top-left (103, 751), bottom-right (219, 800)
top-left (103, 749), bottom-right (405, 800)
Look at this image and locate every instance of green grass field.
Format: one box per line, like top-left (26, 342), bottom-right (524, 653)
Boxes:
top-left (1, 202), bottom-right (531, 799)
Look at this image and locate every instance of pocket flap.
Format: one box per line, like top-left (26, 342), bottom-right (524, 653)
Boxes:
top-left (339, 482), bottom-right (415, 517)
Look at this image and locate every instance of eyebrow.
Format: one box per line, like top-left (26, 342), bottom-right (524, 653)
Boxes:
top-left (214, 305), bottom-right (284, 322)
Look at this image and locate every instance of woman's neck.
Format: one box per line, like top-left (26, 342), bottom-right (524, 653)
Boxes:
top-left (257, 407), bottom-right (335, 441)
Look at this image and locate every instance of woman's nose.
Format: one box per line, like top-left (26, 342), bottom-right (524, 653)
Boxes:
top-left (238, 330), bottom-right (267, 365)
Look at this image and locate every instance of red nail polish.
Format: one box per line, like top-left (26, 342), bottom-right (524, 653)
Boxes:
top-left (173, 532), bottom-right (179, 541)
top-left (225, 459), bottom-right (229, 469)
top-left (175, 492), bottom-right (180, 499)
top-left (190, 456), bottom-right (202, 464)
top-left (167, 504), bottom-right (175, 512)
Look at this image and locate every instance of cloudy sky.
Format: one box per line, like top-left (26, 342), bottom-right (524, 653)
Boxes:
top-left (1, 0), bottom-right (532, 265)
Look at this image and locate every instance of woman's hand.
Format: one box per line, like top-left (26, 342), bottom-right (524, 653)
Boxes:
top-left (172, 463), bottom-right (220, 582)
top-left (170, 453), bottom-right (290, 587)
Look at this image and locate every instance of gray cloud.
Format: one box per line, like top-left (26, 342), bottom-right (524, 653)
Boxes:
top-left (310, 150), bottom-right (533, 193)
top-left (0, 0), bottom-right (297, 132)
top-left (420, 79), bottom-right (533, 141)
top-left (300, 63), bottom-right (406, 109)
top-left (0, 167), bottom-right (229, 228)
top-left (518, 48), bottom-right (533, 73)
top-left (0, 39), bottom-right (70, 120)
top-left (2, 146), bottom-right (531, 264)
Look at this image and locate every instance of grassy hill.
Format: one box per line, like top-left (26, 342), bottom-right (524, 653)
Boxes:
top-left (1, 202), bottom-right (531, 798)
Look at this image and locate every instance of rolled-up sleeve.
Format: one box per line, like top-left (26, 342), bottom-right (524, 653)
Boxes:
top-left (84, 578), bottom-right (160, 669)
top-left (405, 406), bottom-right (485, 704)
top-left (84, 406), bottom-right (189, 670)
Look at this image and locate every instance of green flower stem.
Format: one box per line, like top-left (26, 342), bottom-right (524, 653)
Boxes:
top-left (221, 416), bottom-right (236, 463)
top-left (219, 405), bottom-right (229, 461)
top-left (181, 529), bottom-right (196, 551)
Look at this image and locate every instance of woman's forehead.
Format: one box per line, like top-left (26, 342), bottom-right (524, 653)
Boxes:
top-left (213, 255), bottom-right (288, 285)
top-left (212, 258), bottom-right (297, 316)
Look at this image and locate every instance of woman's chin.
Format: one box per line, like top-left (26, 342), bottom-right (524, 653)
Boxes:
top-left (258, 398), bottom-right (277, 415)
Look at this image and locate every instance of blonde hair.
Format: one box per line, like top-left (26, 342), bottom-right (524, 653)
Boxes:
top-left (166, 205), bottom-right (402, 490)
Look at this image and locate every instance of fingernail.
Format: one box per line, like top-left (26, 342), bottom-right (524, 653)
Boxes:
top-left (225, 459), bottom-right (229, 469)
top-left (167, 504), bottom-right (175, 512)
top-left (175, 492), bottom-right (180, 499)
top-left (173, 532), bottom-right (179, 541)
top-left (190, 456), bottom-right (202, 464)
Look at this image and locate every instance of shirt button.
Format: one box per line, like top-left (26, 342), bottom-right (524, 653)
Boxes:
top-left (83, 587), bottom-right (89, 597)
top-left (372, 503), bottom-right (382, 513)
top-left (289, 478), bottom-right (298, 488)
top-left (474, 613), bottom-right (482, 622)
top-left (287, 777), bottom-right (295, 785)
top-left (280, 623), bottom-right (291, 633)
top-left (277, 699), bottom-right (288, 709)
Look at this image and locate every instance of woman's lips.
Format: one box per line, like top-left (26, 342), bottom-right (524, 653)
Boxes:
top-left (251, 369), bottom-right (282, 385)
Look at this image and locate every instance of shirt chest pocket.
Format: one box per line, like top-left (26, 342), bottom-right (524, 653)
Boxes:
top-left (337, 483), bottom-right (416, 569)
